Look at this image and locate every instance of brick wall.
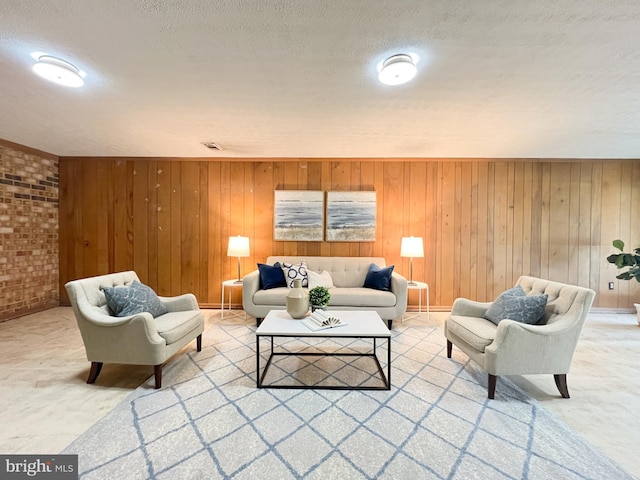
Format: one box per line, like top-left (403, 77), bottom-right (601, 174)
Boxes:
top-left (0, 144), bottom-right (59, 321)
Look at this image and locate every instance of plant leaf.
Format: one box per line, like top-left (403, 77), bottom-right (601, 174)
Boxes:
top-left (613, 239), bottom-right (625, 251)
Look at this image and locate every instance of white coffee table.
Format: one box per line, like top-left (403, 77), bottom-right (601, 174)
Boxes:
top-left (256, 310), bottom-right (391, 390)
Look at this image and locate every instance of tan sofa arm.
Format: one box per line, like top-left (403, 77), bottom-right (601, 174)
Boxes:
top-left (451, 297), bottom-right (492, 317)
top-left (159, 293), bottom-right (199, 312)
top-left (485, 318), bottom-right (580, 374)
top-left (390, 272), bottom-right (408, 305)
top-left (242, 269), bottom-right (261, 308)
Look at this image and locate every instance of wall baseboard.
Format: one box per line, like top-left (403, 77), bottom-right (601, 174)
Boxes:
top-left (0, 301), bottom-right (60, 323)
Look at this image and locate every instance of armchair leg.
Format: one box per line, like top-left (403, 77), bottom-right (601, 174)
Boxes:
top-left (196, 334), bottom-right (202, 352)
top-left (154, 365), bottom-right (162, 389)
top-left (387, 320), bottom-right (393, 329)
top-left (554, 374), bottom-right (570, 398)
top-left (446, 340), bottom-right (452, 358)
top-left (87, 362), bottom-right (103, 384)
top-left (488, 374), bottom-right (497, 399)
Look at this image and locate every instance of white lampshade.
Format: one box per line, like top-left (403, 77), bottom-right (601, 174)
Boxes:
top-left (400, 236), bottom-right (424, 258)
top-left (227, 236), bottom-right (250, 257)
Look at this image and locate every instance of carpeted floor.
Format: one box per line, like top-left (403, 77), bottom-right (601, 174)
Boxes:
top-left (63, 322), bottom-right (634, 479)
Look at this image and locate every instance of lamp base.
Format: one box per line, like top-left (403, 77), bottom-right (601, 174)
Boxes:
top-left (234, 279), bottom-right (243, 284)
top-left (407, 281), bottom-right (417, 286)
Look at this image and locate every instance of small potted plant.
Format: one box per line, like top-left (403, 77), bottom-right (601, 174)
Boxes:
top-left (309, 286), bottom-right (331, 312)
top-left (607, 239), bottom-right (640, 325)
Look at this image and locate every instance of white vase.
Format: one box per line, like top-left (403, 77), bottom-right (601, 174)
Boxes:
top-left (286, 279), bottom-right (309, 319)
top-left (635, 304), bottom-right (640, 326)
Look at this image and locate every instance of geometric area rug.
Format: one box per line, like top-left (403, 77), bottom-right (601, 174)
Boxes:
top-left (63, 323), bottom-right (634, 479)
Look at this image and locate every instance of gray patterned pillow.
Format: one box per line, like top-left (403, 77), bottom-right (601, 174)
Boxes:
top-left (103, 281), bottom-right (168, 318)
top-left (484, 290), bottom-right (548, 325)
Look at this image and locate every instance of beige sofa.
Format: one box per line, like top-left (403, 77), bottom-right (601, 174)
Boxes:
top-left (242, 256), bottom-right (408, 328)
top-left (444, 276), bottom-right (596, 399)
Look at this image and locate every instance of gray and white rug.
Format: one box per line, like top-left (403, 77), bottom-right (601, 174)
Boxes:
top-left (63, 323), bottom-right (634, 479)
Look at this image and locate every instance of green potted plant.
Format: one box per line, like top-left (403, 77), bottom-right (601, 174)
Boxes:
top-left (309, 286), bottom-right (331, 312)
top-left (607, 239), bottom-right (640, 325)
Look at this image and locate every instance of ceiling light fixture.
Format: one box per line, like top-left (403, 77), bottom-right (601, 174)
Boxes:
top-left (378, 54), bottom-right (417, 86)
top-left (32, 55), bottom-right (84, 87)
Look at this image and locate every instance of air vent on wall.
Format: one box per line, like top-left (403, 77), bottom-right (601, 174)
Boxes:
top-left (201, 142), bottom-right (223, 151)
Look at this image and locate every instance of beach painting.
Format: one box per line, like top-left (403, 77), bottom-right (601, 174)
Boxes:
top-left (326, 191), bottom-right (376, 241)
top-left (274, 190), bottom-right (324, 241)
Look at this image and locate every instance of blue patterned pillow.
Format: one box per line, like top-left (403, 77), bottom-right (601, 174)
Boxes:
top-left (281, 261), bottom-right (308, 288)
top-left (363, 264), bottom-right (394, 291)
top-left (484, 290), bottom-right (548, 325)
top-left (258, 262), bottom-right (286, 289)
top-left (103, 281), bottom-right (168, 318)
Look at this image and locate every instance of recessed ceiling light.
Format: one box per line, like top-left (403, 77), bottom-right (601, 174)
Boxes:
top-left (32, 54), bottom-right (84, 87)
top-left (378, 54), bottom-right (417, 85)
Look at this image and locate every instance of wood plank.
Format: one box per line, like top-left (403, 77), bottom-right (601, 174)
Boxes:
top-left (180, 162), bottom-right (200, 296)
top-left (156, 161), bottom-right (172, 295)
top-left (492, 163), bottom-right (509, 295)
top-left (599, 162), bottom-right (621, 308)
top-left (170, 162), bottom-right (182, 295)
top-left (475, 162), bottom-right (489, 301)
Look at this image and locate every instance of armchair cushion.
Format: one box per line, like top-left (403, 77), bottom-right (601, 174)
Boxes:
top-left (102, 280), bottom-right (168, 318)
top-left (257, 262), bottom-right (286, 289)
top-left (363, 264), bottom-right (394, 291)
top-left (483, 292), bottom-right (548, 325)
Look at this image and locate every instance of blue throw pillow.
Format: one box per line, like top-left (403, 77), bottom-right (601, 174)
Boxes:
top-left (484, 290), bottom-right (548, 325)
top-left (258, 262), bottom-right (286, 289)
top-left (363, 264), bottom-right (394, 291)
top-left (102, 280), bottom-right (168, 318)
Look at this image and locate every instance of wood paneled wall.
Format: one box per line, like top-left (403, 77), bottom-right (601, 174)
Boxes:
top-left (59, 158), bottom-right (640, 310)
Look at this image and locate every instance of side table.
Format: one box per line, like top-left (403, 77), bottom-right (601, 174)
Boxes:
top-left (403, 281), bottom-right (429, 322)
top-left (221, 279), bottom-right (246, 320)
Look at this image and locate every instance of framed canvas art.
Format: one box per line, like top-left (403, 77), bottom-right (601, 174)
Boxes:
top-left (274, 190), bottom-right (324, 241)
top-left (326, 191), bottom-right (376, 241)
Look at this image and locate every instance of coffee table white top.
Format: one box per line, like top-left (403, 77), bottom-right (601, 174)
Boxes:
top-left (257, 310), bottom-right (390, 337)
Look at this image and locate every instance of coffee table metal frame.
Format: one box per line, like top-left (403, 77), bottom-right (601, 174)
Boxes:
top-left (256, 310), bottom-right (391, 391)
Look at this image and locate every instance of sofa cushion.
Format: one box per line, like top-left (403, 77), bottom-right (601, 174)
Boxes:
top-left (308, 270), bottom-right (334, 289)
top-left (154, 310), bottom-right (203, 345)
top-left (253, 287), bottom-right (292, 306)
top-left (446, 315), bottom-right (497, 352)
top-left (363, 264), bottom-right (394, 291)
top-left (484, 292), bottom-right (548, 325)
top-left (329, 288), bottom-right (396, 307)
top-left (258, 262), bottom-right (286, 290)
top-left (281, 261), bottom-right (309, 288)
top-left (102, 280), bottom-right (168, 318)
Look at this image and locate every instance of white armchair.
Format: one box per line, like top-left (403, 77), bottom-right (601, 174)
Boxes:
top-left (444, 276), bottom-right (596, 399)
top-left (65, 271), bottom-right (204, 388)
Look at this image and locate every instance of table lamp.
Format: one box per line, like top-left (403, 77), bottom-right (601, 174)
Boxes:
top-left (400, 236), bottom-right (424, 286)
top-left (227, 236), bottom-right (250, 283)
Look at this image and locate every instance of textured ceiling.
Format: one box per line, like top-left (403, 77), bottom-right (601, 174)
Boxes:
top-left (1, 1), bottom-right (640, 159)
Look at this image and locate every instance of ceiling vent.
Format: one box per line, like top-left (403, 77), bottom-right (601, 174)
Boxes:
top-left (202, 142), bottom-right (223, 151)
